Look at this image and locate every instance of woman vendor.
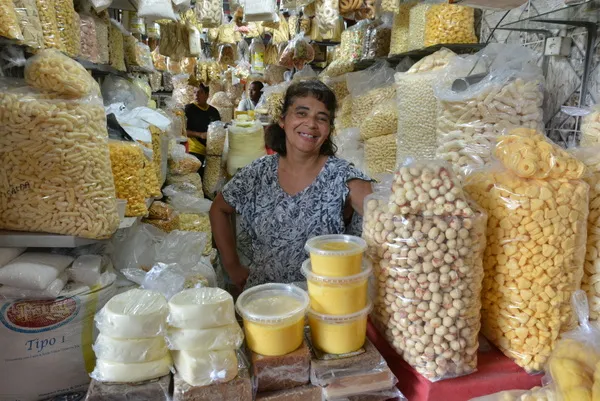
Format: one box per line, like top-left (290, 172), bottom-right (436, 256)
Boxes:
top-left (210, 80), bottom-right (373, 290)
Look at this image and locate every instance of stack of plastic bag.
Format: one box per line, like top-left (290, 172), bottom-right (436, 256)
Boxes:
top-left (465, 127), bottom-right (588, 373)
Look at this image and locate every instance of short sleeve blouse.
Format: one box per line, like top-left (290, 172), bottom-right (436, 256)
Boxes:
top-left (222, 154), bottom-right (371, 287)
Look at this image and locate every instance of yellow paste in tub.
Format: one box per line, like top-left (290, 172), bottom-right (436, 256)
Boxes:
top-left (307, 279), bottom-right (367, 315)
top-left (243, 295), bottom-right (304, 356)
top-left (308, 313), bottom-right (368, 355)
top-left (309, 241), bottom-right (363, 277)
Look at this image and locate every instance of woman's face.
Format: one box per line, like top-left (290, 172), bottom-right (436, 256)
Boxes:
top-left (279, 96), bottom-right (331, 155)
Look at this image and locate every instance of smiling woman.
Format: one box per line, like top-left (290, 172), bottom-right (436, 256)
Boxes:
top-left (209, 80), bottom-right (373, 291)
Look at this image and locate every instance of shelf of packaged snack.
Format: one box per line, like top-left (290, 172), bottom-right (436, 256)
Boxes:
top-left (353, 43), bottom-right (487, 71)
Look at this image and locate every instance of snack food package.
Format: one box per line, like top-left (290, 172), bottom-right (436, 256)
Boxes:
top-left (169, 146), bottom-right (202, 175)
top-left (196, 0), bottom-right (222, 28)
top-left (227, 117), bottom-right (266, 176)
top-left (203, 156), bottom-right (227, 200)
top-left (1, 0), bottom-right (24, 41)
top-left (581, 106), bottom-right (600, 147)
top-left (334, 95), bottom-right (353, 131)
top-left (408, 3), bottom-right (431, 51)
top-left (109, 141), bottom-right (149, 217)
top-left (464, 128), bottom-right (588, 373)
top-left (55, 0), bottom-right (79, 57)
top-left (346, 61), bottom-right (395, 128)
top-left (338, 20), bottom-right (369, 63)
top-left (138, 0), bottom-right (176, 21)
top-left (424, 4), bottom-right (477, 47)
top-left (435, 44), bottom-right (544, 178)
top-left (261, 81), bottom-right (290, 123)
top-left (141, 149), bottom-right (162, 198)
top-left (94, 13), bottom-right (109, 64)
top-left (571, 148), bottom-right (600, 321)
top-left (389, 2), bottom-right (416, 56)
top-left (148, 201), bottom-right (175, 220)
top-left (362, 20), bottom-right (392, 60)
top-left (360, 98), bottom-right (396, 141)
top-left (364, 160), bottom-right (487, 381)
top-left (13, 0), bottom-right (44, 50)
top-left (395, 48), bottom-right (456, 164)
top-left (315, 0), bottom-right (339, 33)
top-left (143, 213), bottom-right (180, 233)
top-left (334, 128), bottom-right (366, 174)
top-left (124, 36), bottom-right (154, 72)
top-left (165, 174), bottom-right (204, 198)
top-left (79, 13), bottom-right (99, 62)
top-left (0, 75), bottom-right (119, 239)
top-left (109, 19), bottom-right (126, 71)
top-left (207, 121), bottom-right (227, 156)
top-left (278, 33), bottom-right (315, 70)
top-left (243, 0), bottom-right (278, 22)
top-left (24, 48), bottom-right (97, 98)
top-left (36, 0), bottom-right (63, 50)
top-left (321, 75), bottom-right (349, 104)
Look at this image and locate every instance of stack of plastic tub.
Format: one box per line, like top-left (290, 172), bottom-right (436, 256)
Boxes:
top-left (303, 235), bottom-right (373, 355)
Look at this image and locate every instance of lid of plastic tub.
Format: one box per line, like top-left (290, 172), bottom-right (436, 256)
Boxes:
top-left (236, 283), bottom-right (309, 325)
top-left (301, 259), bottom-right (372, 284)
top-left (304, 234), bottom-right (367, 256)
top-left (308, 301), bottom-right (373, 324)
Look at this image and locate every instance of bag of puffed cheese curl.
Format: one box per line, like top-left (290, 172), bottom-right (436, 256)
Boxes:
top-left (434, 44), bottom-right (544, 178)
top-left (363, 159), bottom-right (488, 382)
top-left (25, 49), bottom-right (98, 98)
top-left (464, 131), bottom-right (589, 374)
top-left (0, 79), bottom-right (120, 239)
top-left (542, 290), bottom-right (600, 401)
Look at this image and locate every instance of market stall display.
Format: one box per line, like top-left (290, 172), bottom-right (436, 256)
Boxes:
top-left (465, 128), bottom-right (588, 373)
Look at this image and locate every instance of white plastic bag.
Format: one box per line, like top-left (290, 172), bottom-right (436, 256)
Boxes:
top-left (334, 128), bottom-right (366, 174)
top-left (0, 272), bottom-right (68, 299)
top-left (0, 253), bottom-right (74, 290)
top-left (138, 0), bottom-right (177, 22)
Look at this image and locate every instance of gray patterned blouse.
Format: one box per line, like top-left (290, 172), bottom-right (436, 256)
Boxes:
top-left (222, 154), bottom-right (371, 287)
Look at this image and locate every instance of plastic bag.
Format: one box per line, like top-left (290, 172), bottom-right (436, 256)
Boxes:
top-left (25, 48), bottom-right (96, 98)
top-left (260, 81), bottom-right (289, 123)
top-left (79, 14), bottom-right (99, 62)
top-left (0, 271), bottom-right (68, 299)
top-left (364, 160), bottom-right (487, 381)
top-left (364, 134), bottom-right (396, 177)
top-left (112, 223), bottom-right (166, 272)
top-left (108, 19), bottom-right (126, 71)
top-left (347, 61), bottom-right (395, 128)
top-left (321, 75), bottom-right (348, 103)
top-left (581, 106), bottom-right (600, 147)
top-left (0, 0), bottom-right (24, 41)
top-left (360, 98), bottom-right (396, 141)
top-left (293, 64), bottom-right (318, 81)
top-left (435, 44), bottom-right (544, 178)
top-left (315, 0), bottom-right (339, 33)
top-left (334, 94), bottom-right (353, 131)
top-left (278, 33), bottom-right (314, 70)
top-left (424, 4), bottom-right (477, 47)
top-left (362, 20), bottom-right (392, 60)
top-left (469, 387), bottom-right (558, 401)
top-left (207, 121), bottom-right (227, 156)
top-left (227, 117), bottom-right (266, 176)
top-left (264, 64), bottom-right (288, 85)
top-left (338, 20), bottom-right (369, 63)
top-left (203, 156), bottom-right (227, 199)
top-left (196, 0), bottom-right (222, 28)
top-left (0, 78), bottom-right (119, 239)
top-left (464, 129), bottom-right (588, 373)
top-left (395, 49), bottom-right (456, 164)
top-left (142, 259), bottom-right (215, 299)
top-left (334, 128), bottom-right (365, 174)
top-left (101, 75), bottom-right (148, 110)
top-left (90, 0), bottom-right (110, 12)
top-left (389, 2), bottom-right (415, 56)
top-left (243, 0), bottom-right (278, 22)
top-left (124, 36), bottom-right (154, 72)
top-left (109, 141), bottom-right (149, 217)
top-left (55, 0), bottom-right (79, 57)
top-left (94, 13), bottom-right (109, 64)
top-left (169, 146), bottom-right (202, 176)
top-left (546, 290), bottom-right (600, 401)
top-left (13, 0), bottom-right (43, 49)
top-left (138, 0), bottom-right (176, 21)
top-left (165, 175), bottom-right (204, 198)
top-left (408, 3), bottom-right (431, 51)
top-left (148, 201), bottom-right (174, 220)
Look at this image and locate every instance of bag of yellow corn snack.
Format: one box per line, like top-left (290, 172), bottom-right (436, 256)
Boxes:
top-left (546, 290), bottom-right (600, 401)
top-left (464, 127), bottom-right (589, 373)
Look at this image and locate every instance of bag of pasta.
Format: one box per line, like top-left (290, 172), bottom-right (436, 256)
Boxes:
top-left (364, 159), bottom-right (487, 381)
top-left (435, 44), bottom-right (544, 178)
top-left (0, 70), bottom-right (119, 239)
top-left (464, 127), bottom-right (588, 373)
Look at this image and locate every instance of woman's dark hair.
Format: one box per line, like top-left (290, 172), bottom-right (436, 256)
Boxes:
top-left (265, 80), bottom-right (337, 156)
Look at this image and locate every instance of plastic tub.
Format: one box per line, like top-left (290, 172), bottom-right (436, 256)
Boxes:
top-left (236, 283), bottom-right (309, 356)
top-left (308, 302), bottom-right (372, 355)
top-left (302, 259), bottom-right (372, 315)
top-left (117, 199), bottom-right (127, 220)
top-left (305, 235), bottom-right (367, 277)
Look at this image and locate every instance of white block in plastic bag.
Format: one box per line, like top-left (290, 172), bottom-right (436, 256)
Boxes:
top-left (93, 334), bottom-right (169, 363)
top-left (171, 349), bottom-right (238, 386)
top-left (0, 247), bottom-right (26, 267)
top-left (0, 272), bottom-right (68, 299)
top-left (166, 323), bottom-right (244, 351)
top-left (68, 255), bottom-right (102, 286)
top-left (0, 252), bottom-right (74, 290)
top-left (95, 288), bottom-right (168, 338)
top-left (168, 288), bottom-right (236, 329)
top-left (91, 354), bottom-right (173, 383)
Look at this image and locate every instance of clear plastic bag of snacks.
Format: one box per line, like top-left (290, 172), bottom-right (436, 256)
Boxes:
top-left (79, 14), bottom-right (99, 62)
top-left (14, 0), bottom-right (43, 49)
top-left (1, 0), bottom-right (24, 41)
top-left (389, 2), bottom-right (416, 56)
top-left (464, 128), bottom-right (588, 373)
top-left (424, 4), bottom-right (477, 47)
top-left (434, 44), bottom-right (544, 178)
top-left (109, 140), bottom-right (149, 217)
top-left (206, 121), bottom-right (227, 156)
top-left (195, 0), bottom-right (222, 28)
top-left (364, 160), bottom-right (487, 381)
top-left (278, 33), bottom-right (314, 70)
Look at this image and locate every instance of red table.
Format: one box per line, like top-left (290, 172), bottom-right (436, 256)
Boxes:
top-left (367, 321), bottom-right (543, 401)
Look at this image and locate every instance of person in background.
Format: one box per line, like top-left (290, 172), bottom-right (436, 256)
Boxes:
top-left (210, 80), bottom-right (373, 291)
top-left (185, 84), bottom-right (221, 175)
top-left (237, 81), bottom-right (264, 112)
